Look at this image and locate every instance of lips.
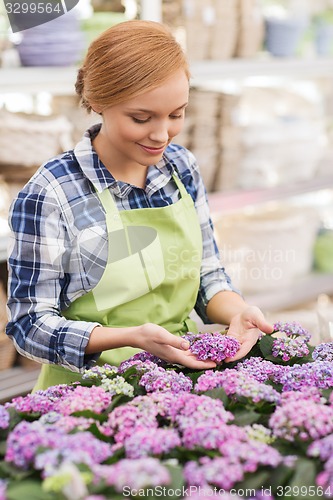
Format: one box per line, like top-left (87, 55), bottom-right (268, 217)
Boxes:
top-left (137, 143), bottom-right (166, 155)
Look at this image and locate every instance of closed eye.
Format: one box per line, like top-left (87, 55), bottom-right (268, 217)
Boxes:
top-left (132, 117), bottom-right (150, 124)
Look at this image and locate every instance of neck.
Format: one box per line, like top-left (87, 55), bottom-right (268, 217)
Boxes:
top-left (92, 131), bottom-right (148, 189)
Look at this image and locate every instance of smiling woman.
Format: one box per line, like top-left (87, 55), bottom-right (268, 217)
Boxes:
top-left (6, 20), bottom-right (273, 391)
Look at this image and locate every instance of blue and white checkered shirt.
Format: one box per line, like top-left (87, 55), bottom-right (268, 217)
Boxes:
top-left (6, 124), bottom-right (235, 372)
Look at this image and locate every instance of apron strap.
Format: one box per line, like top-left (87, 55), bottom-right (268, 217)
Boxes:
top-left (98, 188), bottom-right (124, 232)
top-left (97, 170), bottom-right (190, 234)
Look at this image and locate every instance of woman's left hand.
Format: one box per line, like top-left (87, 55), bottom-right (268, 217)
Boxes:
top-left (224, 305), bottom-right (274, 362)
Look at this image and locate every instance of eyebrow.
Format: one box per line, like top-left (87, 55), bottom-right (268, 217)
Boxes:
top-left (127, 103), bottom-right (188, 114)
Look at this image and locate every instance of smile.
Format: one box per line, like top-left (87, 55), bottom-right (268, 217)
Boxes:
top-left (137, 143), bottom-right (166, 155)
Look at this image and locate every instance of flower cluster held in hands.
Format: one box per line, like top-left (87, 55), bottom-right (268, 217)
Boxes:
top-left (182, 331), bottom-right (240, 363)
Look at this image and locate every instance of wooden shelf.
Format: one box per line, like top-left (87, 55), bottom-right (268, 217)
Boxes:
top-left (246, 272), bottom-right (333, 313)
top-left (1, 57), bottom-right (333, 95)
top-left (208, 175), bottom-right (333, 214)
top-left (0, 366), bottom-right (40, 403)
top-left (190, 57), bottom-right (333, 83)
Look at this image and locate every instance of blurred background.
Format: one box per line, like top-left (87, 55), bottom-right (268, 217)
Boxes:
top-left (0, 0), bottom-right (333, 398)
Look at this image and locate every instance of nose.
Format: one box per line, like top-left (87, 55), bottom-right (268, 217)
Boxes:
top-left (148, 120), bottom-right (170, 144)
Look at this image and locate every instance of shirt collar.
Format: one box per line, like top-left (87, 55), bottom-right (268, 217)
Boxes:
top-left (73, 124), bottom-right (174, 196)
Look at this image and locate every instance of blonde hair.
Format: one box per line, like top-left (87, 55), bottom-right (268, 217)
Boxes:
top-left (76, 20), bottom-right (190, 113)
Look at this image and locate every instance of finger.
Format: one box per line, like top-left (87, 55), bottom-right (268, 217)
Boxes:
top-left (158, 331), bottom-right (190, 351)
top-left (252, 312), bottom-right (274, 334)
top-left (181, 357), bottom-right (217, 370)
top-left (258, 319), bottom-right (274, 334)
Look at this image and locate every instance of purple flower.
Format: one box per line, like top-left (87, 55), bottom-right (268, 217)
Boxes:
top-left (118, 351), bottom-right (167, 373)
top-left (82, 363), bottom-right (118, 380)
top-left (273, 321), bottom-right (311, 341)
top-left (139, 366), bottom-right (193, 393)
top-left (308, 435), bottom-right (333, 491)
top-left (184, 438), bottom-right (283, 490)
top-left (92, 458), bottom-right (170, 491)
top-left (236, 357), bottom-right (280, 383)
top-left (56, 385), bottom-right (112, 415)
top-left (183, 332), bottom-right (240, 363)
top-left (271, 337), bottom-right (310, 361)
top-left (184, 457), bottom-right (244, 490)
top-left (4, 385), bottom-right (74, 415)
top-left (123, 427), bottom-right (181, 458)
top-left (274, 361), bottom-right (333, 391)
top-left (5, 420), bottom-right (113, 472)
top-left (169, 393), bottom-right (233, 431)
top-left (0, 405), bottom-right (9, 430)
top-left (101, 395), bottom-right (158, 442)
top-left (181, 422), bottom-right (246, 451)
top-left (149, 392), bottom-right (178, 418)
top-left (312, 343), bottom-right (333, 362)
top-left (39, 412), bottom-right (96, 433)
top-left (5, 420), bottom-right (65, 469)
top-left (0, 479), bottom-right (7, 500)
top-left (269, 397), bottom-right (333, 442)
top-left (34, 432), bottom-right (113, 476)
top-left (195, 369), bottom-right (280, 404)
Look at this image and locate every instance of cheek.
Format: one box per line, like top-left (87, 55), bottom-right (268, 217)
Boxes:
top-left (169, 120), bottom-right (185, 137)
top-left (117, 123), bottom-right (142, 142)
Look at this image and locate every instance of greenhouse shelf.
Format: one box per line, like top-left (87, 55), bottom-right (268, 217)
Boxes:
top-left (247, 272), bottom-right (333, 313)
top-left (1, 57), bottom-right (333, 94)
top-left (208, 175), bottom-right (333, 214)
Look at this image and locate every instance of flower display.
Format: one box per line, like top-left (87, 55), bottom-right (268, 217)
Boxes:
top-left (182, 331), bottom-right (240, 362)
top-left (0, 406), bottom-right (9, 430)
top-left (2, 322), bottom-right (333, 500)
top-left (273, 321), bottom-right (311, 340)
top-left (139, 366), bottom-right (193, 393)
top-left (271, 336), bottom-right (310, 361)
top-left (312, 342), bottom-right (333, 362)
top-left (194, 368), bottom-right (280, 404)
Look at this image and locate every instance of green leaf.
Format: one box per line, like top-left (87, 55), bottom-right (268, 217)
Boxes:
top-left (0, 440), bottom-right (7, 457)
top-left (241, 469), bottom-right (271, 491)
top-left (0, 460), bottom-right (33, 480)
top-left (71, 409), bottom-right (107, 422)
top-left (109, 393), bottom-right (133, 412)
top-left (164, 463), bottom-right (184, 499)
top-left (268, 463), bottom-right (295, 491)
top-left (259, 335), bottom-right (275, 358)
top-left (202, 387), bottom-right (229, 406)
top-left (288, 457), bottom-right (317, 490)
top-left (232, 408), bottom-right (260, 426)
top-left (6, 479), bottom-right (58, 500)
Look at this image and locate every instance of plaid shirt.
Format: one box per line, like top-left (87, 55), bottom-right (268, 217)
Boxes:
top-left (6, 124), bottom-right (235, 372)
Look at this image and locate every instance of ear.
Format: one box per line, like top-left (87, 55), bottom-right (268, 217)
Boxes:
top-left (91, 103), bottom-right (103, 114)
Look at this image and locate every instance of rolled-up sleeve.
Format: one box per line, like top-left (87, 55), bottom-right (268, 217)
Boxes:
top-left (6, 183), bottom-right (100, 373)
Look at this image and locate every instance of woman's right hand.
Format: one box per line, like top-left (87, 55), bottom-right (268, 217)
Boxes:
top-left (132, 322), bottom-right (216, 370)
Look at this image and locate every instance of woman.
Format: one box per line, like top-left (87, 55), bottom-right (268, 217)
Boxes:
top-left (6, 20), bottom-right (273, 390)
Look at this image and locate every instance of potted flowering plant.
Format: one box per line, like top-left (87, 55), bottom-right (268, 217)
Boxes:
top-left (1, 322), bottom-right (333, 500)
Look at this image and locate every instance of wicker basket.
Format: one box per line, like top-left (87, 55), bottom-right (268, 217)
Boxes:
top-left (0, 110), bottom-right (73, 169)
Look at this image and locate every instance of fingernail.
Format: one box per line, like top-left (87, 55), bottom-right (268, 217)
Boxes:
top-left (181, 341), bottom-right (190, 350)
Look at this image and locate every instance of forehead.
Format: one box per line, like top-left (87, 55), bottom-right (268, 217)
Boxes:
top-left (124, 70), bottom-right (189, 111)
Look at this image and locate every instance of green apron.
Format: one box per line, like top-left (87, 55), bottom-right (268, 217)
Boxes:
top-left (34, 172), bottom-right (202, 390)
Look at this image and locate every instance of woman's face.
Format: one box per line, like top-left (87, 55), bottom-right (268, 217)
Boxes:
top-left (96, 69), bottom-right (189, 170)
